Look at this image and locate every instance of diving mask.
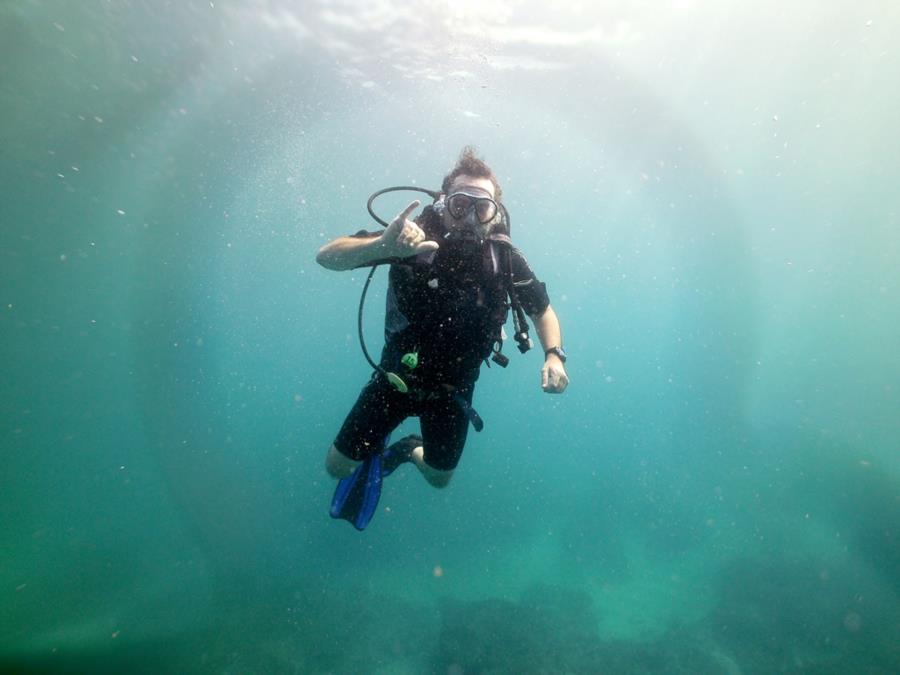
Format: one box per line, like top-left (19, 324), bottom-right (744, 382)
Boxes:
top-left (446, 192), bottom-right (498, 224)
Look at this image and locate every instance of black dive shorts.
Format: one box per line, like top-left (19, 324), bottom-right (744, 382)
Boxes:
top-left (333, 375), bottom-right (475, 471)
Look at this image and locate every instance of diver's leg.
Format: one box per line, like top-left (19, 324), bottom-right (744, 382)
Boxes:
top-left (417, 385), bottom-right (473, 488)
top-left (325, 444), bottom-right (360, 478)
top-left (324, 376), bottom-right (408, 478)
top-left (411, 446), bottom-right (455, 488)
top-left (401, 441), bottom-right (454, 488)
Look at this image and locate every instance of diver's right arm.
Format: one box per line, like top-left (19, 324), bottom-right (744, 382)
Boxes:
top-left (315, 234), bottom-right (390, 271)
top-left (315, 200), bottom-right (438, 271)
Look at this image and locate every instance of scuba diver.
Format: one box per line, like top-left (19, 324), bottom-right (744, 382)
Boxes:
top-left (316, 147), bottom-right (569, 530)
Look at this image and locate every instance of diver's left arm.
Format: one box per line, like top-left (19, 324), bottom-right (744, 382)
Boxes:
top-left (532, 305), bottom-right (569, 394)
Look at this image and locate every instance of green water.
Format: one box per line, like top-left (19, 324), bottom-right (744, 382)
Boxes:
top-left (2, 1), bottom-right (898, 673)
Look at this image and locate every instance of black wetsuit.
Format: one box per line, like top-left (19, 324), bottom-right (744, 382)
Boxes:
top-left (333, 207), bottom-right (550, 470)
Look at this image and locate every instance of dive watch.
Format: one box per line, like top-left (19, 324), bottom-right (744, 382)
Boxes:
top-left (545, 346), bottom-right (567, 363)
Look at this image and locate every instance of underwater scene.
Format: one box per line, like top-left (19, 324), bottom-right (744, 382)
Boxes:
top-left (1, 1), bottom-right (898, 673)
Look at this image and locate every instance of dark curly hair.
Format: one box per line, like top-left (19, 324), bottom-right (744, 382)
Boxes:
top-left (441, 146), bottom-right (502, 202)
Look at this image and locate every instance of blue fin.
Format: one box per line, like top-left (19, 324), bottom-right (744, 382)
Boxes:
top-left (381, 434), bottom-right (422, 477)
top-left (330, 454), bottom-right (383, 531)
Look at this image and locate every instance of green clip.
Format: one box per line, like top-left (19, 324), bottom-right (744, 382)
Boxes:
top-left (401, 352), bottom-right (419, 370)
top-left (385, 371), bottom-right (408, 393)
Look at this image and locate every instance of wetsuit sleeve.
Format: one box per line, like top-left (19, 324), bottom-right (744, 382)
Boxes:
top-left (510, 248), bottom-right (550, 316)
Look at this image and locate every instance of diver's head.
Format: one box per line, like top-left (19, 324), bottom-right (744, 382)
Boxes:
top-left (441, 146), bottom-right (503, 203)
top-left (436, 147), bottom-right (504, 244)
top-left (438, 178), bottom-right (499, 242)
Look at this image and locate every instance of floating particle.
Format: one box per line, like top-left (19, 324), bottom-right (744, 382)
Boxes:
top-left (843, 612), bottom-right (862, 632)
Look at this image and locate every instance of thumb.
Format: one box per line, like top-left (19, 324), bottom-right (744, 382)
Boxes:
top-left (541, 364), bottom-right (549, 389)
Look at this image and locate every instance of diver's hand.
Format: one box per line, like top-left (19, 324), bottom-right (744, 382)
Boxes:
top-left (541, 355), bottom-right (569, 394)
top-left (379, 200), bottom-right (440, 258)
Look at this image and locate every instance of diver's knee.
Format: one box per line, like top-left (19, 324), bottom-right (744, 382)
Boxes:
top-left (424, 470), bottom-right (454, 489)
top-left (325, 461), bottom-right (345, 479)
top-left (325, 444), bottom-right (358, 479)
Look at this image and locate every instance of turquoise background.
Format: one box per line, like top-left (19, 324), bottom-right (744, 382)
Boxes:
top-left (2, 1), bottom-right (897, 672)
